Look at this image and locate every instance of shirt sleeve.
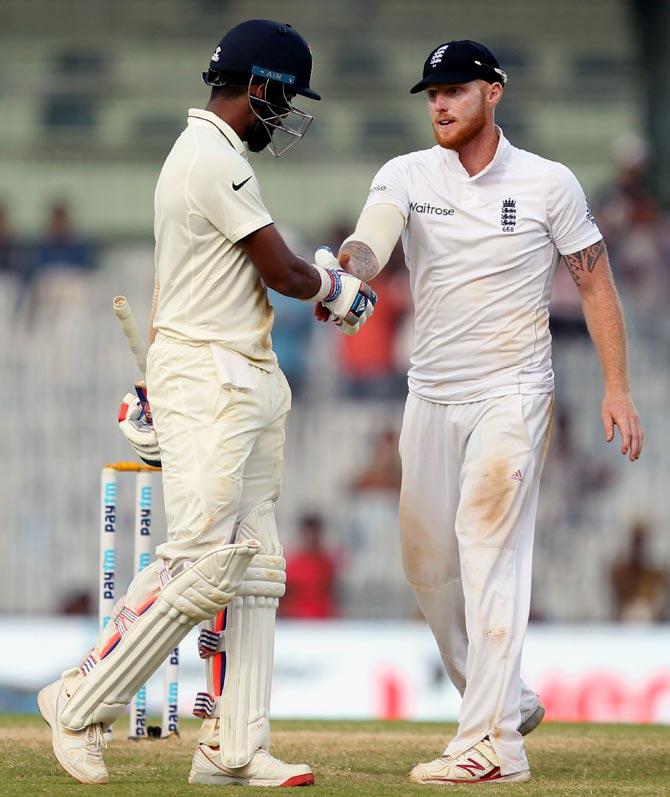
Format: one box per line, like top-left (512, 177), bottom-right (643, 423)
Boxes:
top-left (190, 152), bottom-right (273, 243)
top-left (546, 163), bottom-right (602, 256)
top-left (362, 156), bottom-right (410, 220)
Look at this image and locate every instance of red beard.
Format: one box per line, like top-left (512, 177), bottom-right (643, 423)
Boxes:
top-left (432, 98), bottom-right (487, 150)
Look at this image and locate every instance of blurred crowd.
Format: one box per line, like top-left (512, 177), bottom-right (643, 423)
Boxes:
top-left (550, 133), bottom-right (670, 341)
top-left (0, 200), bottom-right (96, 327)
top-left (5, 133), bottom-right (667, 395)
top-left (3, 132), bottom-right (669, 623)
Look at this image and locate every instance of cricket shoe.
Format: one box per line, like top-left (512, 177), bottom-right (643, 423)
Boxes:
top-left (518, 701), bottom-right (545, 736)
top-left (188, 744), bottom-right (315, 787)
top-left (409, 737), bottom-right (530, 785)
top-left (37, 678), bottom-right (108, 785)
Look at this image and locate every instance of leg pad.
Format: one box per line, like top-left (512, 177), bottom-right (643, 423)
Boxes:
top-left (60, 541), bottom-right (258, 730)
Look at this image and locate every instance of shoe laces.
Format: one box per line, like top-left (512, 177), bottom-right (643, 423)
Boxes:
top-left (83, 724), bottom-right (107, 761)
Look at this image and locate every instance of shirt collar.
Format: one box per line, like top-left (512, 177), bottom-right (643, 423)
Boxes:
top-left (187, 108), bottom-right (247, 156)
top-left (441, 126), bottom-right (510, 182)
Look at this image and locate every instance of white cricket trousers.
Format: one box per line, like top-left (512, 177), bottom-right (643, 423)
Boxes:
top-left (147, 333), bottom-right (291, 567)
top-left (64, 334), bottom-right (290, 712)
top-left (399, 392), bottom-right (553, 775)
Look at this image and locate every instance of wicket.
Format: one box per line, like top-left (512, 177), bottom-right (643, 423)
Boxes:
top-left (99, 461), bottom-right (179, 739)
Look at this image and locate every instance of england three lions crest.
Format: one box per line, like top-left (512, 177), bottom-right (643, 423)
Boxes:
top-left (500, 197), bottom-right (517, 233)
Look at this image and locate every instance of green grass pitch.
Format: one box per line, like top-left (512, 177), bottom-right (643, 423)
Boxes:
top-left (1, 714), bottom-right (668, 795)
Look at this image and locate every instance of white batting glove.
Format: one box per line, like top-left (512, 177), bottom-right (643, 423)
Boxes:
top-left (313, 247), bottom-right (377, 335)
top-left (118, 385), bottom-right (161, 467)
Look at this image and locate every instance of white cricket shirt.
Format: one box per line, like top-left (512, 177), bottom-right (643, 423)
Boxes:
top-left (153, 108), bottom-right (276, 370)
top-left (363, 129), bottom-right (602, 403)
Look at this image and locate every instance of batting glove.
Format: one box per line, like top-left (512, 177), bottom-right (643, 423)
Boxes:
top-left (118, 384), bottom-right (161, 467)
top-left (313, 247), bottom-right (377, 335)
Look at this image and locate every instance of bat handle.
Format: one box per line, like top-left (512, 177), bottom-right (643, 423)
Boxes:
top-left (113, 295), bottom-right (148, 376)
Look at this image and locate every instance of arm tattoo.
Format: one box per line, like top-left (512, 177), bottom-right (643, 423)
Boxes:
top-left (563, 239), bottom-right (607, 286)
top-left (338, 240), bottom-right (380, 282)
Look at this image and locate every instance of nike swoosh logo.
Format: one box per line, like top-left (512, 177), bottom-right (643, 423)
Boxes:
top-left (232, 176), bottom-right (252, 191)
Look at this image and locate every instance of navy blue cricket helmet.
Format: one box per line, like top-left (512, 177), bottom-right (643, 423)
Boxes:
top-left (203, 19), bottom-right (321, 101)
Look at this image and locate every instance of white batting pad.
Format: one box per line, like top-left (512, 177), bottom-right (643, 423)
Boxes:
top-left (217, 502), bottom-right (286, 767)
top-left (220, 570), bottom-right (285, 766)
top-left (60, 541), bottom-right (258, 731)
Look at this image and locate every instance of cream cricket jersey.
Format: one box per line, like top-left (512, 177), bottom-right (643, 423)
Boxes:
top-left (363, 129), bottom-right (602, 403)
top-left (153, 108), bottom-right (277, 370)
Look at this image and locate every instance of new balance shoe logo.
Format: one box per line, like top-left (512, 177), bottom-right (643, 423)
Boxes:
top-left (510, 469), bottom-right (523, 482)
top-left (456, 758), bottom-right (487, 777)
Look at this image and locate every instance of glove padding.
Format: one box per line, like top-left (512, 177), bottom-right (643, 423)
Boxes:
top-left (118, 385), bottom-right (161, 467)
top-left (314, 248), bottom-right (377, 335)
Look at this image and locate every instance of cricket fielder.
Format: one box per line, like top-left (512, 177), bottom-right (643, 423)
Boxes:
top-left (330, 39), bottom-right (644, 784)
top-left (38, 20), bottom-right (376, 787)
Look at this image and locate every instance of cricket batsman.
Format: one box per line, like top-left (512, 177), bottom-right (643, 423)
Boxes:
top-left (328, 39), bottom-right (644, 784)
top-left (38, 19), bottom-right (376, 787)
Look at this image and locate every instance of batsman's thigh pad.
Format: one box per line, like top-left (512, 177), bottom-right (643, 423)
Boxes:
top-left (60, 541), bottom-right (258, 731)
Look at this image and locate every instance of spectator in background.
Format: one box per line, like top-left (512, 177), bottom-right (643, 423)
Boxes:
top-left (339, 427), bottom-right (409, 618)
top-left (0, 203), bottom-right (36, 320)
top-left (595, 133), bottom-right (670, 319)
top-left (282, 513), bottom-right (339, 619)
top-left (17, 200), bottom-right (96, 326)
top-left (353, 427), bottom-right (402, 493)
top-left (340, 245), bottom-right (411, 399)
top-left (268, 226), bottom-right (316, 399)
top-left (540, 404), bottom-right (616, 528)
top-left (268, 289), bottom-right (314, 398)
top-left (551, 132), bottom-right (670, 340)
top-left (595, 133), bottom-right (654, 258)
top-left (0, 203), bottom-right (32, 281)
top-left (0, 203), bottom-right (16, 274)
top-left (333, 235), bottom-right (411, 399)
top-left (35, 200), bottom-right (94, 273)
top-left (611, 520), bottom-right (669, 622)
top-left (57, 589), bottom-right (93, 615)
top-left (549, 263), bottom-right (588, 339)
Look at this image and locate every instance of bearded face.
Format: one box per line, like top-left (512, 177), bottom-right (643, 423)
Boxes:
top-left (246, 118), bottom-right (274, 152)
top-left (427, 81), bottom-right (490, 150)
top-left (245, 80), bottom-right (312, 156)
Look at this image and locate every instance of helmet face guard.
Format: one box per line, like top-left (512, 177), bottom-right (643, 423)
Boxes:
top-left (247, 66), bottom-right (313, 157)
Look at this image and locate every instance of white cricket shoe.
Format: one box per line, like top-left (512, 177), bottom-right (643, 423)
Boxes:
top-left (188, 744), bottom-right (314, 787)
top-left (518, 701), bottom-right (545, 737)
top-left (37, 678), bottom-right (108, 785)
top-left (409, 737), bottom-right (530, 785)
